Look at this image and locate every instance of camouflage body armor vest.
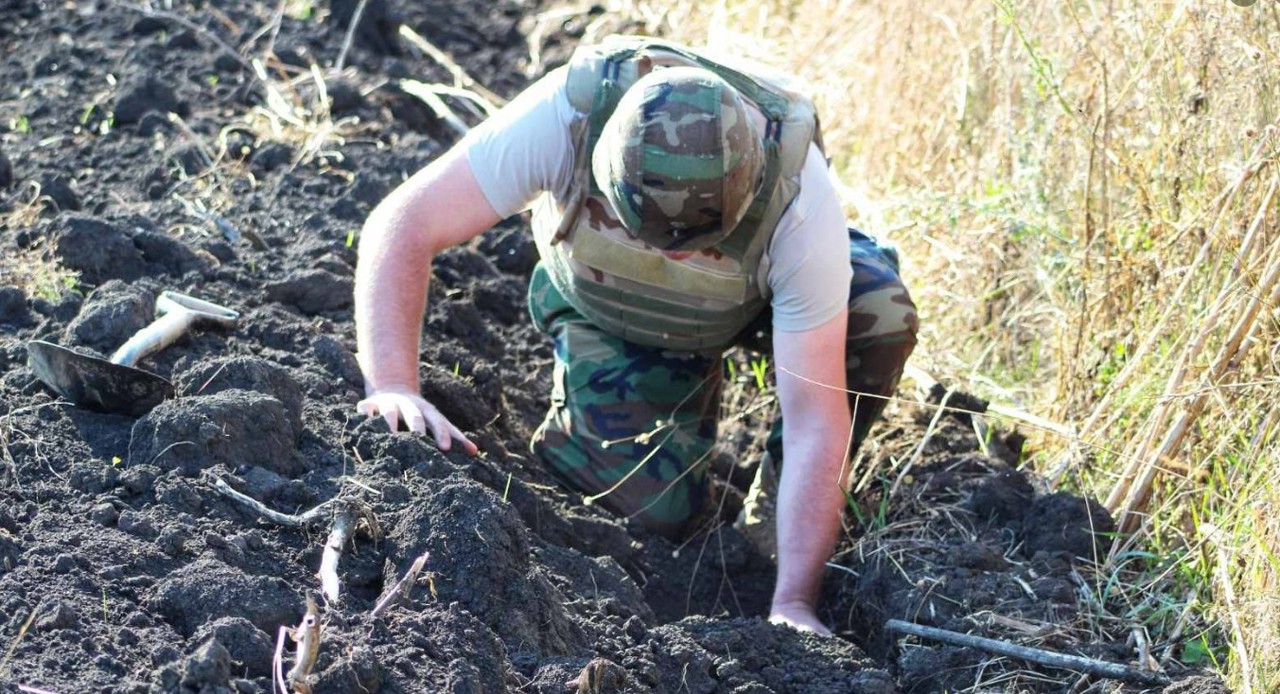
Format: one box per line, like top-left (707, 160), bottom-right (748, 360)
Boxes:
top-left (531, 36), bottom-right (822, 351)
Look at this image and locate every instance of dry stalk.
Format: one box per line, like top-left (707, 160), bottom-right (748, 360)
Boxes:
top-left (885, 385), bottom-right (952, 499)
top-left (0, 608), bottom-right (37, 680)
top-left (333, 0), bottom-right (368, 72)
top-left (396, 25), bottom-right (507, 108)
top-left (119, 3), bottom-right (257, 76)
top-left (1102, 170), bottom-right (1279, 510)
top-left (398, 81), bottom-right (470, 137)
top-left (1205, 524), bottom-right (1255, 694)
top-left (371, 551), bottom-right (430, 617)
top-left (1109, 231), bottom-right (1280, 535)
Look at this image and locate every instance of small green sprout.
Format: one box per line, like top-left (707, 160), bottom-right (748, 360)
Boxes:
top-left (750, 356), bottom-right (769, 392)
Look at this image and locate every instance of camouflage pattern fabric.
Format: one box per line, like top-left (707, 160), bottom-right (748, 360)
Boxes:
top-left (528, 228), bottom-right (918, 538)
top-left (592, 66), bottom-right (764, 252)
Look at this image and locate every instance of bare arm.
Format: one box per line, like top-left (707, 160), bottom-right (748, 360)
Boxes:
top-left (769, 309), bottom-right (852, 635)
top-left (353, 146), bottom-right (502, 452)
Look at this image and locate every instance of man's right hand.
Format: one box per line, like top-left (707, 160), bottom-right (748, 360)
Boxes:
top-left (357, 387), bottom-right (479, 455)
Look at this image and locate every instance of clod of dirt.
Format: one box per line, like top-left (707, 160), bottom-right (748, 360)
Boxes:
top-left (191, 616), bottom-right (275, 678)
top-left (178, 356), bottom-right (305, 432)
top-left (326, 75), bottom-right (365, 114)
top-left (250, 141), bottom-right (295, 173)
top-left (630, 617), bottom-right (893, 693)
top-left (54, 215), bottom-right (146, 284)
top-left (311, 335), bottom-right (363, 387)
top-left (133, 228), bottom-right (212, 277)
top-left (114, 75), bottom-right (184, 125)
top-left (1163, 675), bottom-right (1233, 694)
top-left (150, 637), bottom-right (234, 693)
top-left (479, 227), bottom-right (538, 277)
top-left (167, 143), bottom-right (213, 177)
top-left (0, 286), bottom-right (29, 325)
top-left (896, 645), bottom-right (982, 693)
top-left (34, 599), bottom-right (79, 632)
top-left (962, 465), bottom-right (1034, 524)
top-left (330, 0), bottom-right (402, 56)
top-left (1021, 491), bottom-right (1115, 559)
top-left (38, 173), bottom-right (81, 212)
top-left (946, 540), bottom-right (1008, 571)
top-left (63, 279), bottom-right (155, 353)
top-left (419, 362), bottom-right (495, 432)
top-left (150, 557), bottom-right (298, 637)
top-left (178, 638), bottom-right (233, 690)
top-left (0, 145), bottom-right (12, 188)
top-left (130, 389), bottom-right (304, 477)
top-left (265, 268), bottom-right (354, 315)
top-left (387, 477), bottom-right (584, 657)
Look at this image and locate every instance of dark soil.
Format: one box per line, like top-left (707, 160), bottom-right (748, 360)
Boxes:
top-left (0, 1), bottom-right (1229, 692)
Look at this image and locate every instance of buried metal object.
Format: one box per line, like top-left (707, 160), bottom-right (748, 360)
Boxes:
top-left (27, 291), bottom-right (239, 416)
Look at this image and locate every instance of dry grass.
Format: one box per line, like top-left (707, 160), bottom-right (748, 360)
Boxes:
top-left (0, 181), bottom-right (80, 301)
top-left (619, 0), bottom-right (1280, 687)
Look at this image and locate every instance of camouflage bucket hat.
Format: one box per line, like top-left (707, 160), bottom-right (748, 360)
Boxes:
top-left (592, 66), bottom-right (765, 252)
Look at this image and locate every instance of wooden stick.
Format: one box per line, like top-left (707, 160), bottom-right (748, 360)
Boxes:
top-left (885, 619), bottom-right (1169, 686)
top-left (371, 552), bottom-right (430, 617)
top-left (319, 506), bottom-right (357, 604)
top-left (211, 477), bottom-right (337, 527)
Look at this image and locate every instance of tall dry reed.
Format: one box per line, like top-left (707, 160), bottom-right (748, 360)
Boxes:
top-left (598, 0), bottom-right (1279, 686)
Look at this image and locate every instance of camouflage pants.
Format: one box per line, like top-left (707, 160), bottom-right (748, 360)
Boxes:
top-left (528, 228), bottom-right (918, 538)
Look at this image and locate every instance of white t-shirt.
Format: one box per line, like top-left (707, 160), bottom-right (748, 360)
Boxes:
top-left (461, 66), bottom-right (852, 333)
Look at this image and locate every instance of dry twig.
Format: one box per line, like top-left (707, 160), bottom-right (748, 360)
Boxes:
top-left (211, 477), bottom-right (338, 526)
top-left (371, 551), bottom-right (430, 617)
top-left (397, 25), bottom-right (507, 107)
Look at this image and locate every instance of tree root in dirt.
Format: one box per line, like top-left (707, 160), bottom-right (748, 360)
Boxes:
top-left (210, 476), bottom-right (376, 605)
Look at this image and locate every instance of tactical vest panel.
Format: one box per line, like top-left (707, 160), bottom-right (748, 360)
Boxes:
top-left (533, 36), bottom-right (821, 351)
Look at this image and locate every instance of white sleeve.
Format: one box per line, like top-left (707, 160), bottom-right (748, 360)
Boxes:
top-left (765, 144), bottom-right (853, 333)
top-left (460, 66), bottom-right (579, 218)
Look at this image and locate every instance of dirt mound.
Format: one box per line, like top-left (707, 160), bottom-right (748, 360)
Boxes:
top-left (0, 0), bottom-right (1227, 692)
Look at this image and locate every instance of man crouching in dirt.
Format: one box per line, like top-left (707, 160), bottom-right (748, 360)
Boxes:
top-left (353, 36), bottom-right (917, 635)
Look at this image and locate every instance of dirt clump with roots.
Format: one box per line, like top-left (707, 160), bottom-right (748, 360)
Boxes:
top-left (0, 1), bottom-right (1229, 692)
